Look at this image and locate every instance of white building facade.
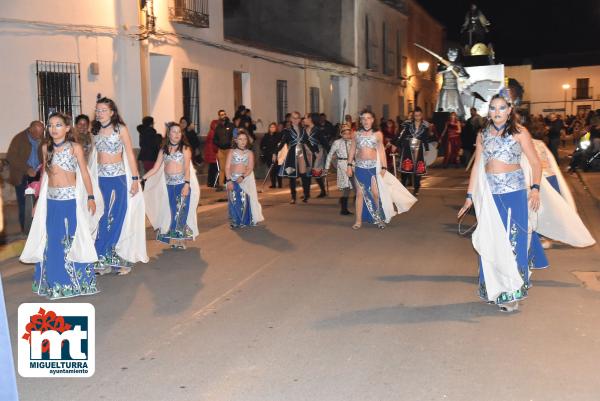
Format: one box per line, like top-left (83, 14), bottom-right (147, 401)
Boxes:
top-left (506, 64), bottom-right (600, 116)
top-left (0, 0), bottom-right (143, 152)
top-left (0, 0), bottom-right (444, 155)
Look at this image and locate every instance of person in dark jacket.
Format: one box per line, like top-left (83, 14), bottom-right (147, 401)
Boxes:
top-left (242, 109), bottom-right (257, 140)
top-left (305, 113), bottom-right (330, 197)
top-left (461, 108), bottom-right (482, 166)
top-left (277, 111), bottom-right (318, 203)
top-left (318, 113), bottom-right (336, 145)
top-left (260, 122), bottom-right (283, 188)
top-left (137, 116), bottom-right (162, 173)
top-left (180, 116), bottom-right (201, 160)
top-left (6, 121), bottom-right (44, 231)
top-left (213, 109), bottom-right (235, 190)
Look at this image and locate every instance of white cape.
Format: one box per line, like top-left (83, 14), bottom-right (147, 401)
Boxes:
top-left (144, 163), bottom-right (201, 239)
top-left (471, 156), bottom-right (524, 302)
top-left (20, 164), bottom-right (103, 264)
top-left (521, 156), bottom-right (595, 247)
top-left (239, 172), bottom-right (264, 224)
top-left (472, 154), bottom-right (595, 302)
top-left (537, 139), bottom-right (576, 210)
top-left (374, 152), bottom-right (417, 223)
top-left (89, 143), bottom-right (149, 264)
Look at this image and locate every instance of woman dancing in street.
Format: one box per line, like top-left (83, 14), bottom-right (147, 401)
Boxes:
top-left (460, 95), bottom-right (595, 312)
top-left (346, 111), bottom-right (416, 229)
top-left (90, 97), bottom-right (148, 275)
top-left (459, 94), bottom-right (543, 312)
top-left (21, 112), bottom-right (101, 299)
top-left (225, 130), bottom-right (263, 227)
top-left (143, 122), bottom-right (200, 249)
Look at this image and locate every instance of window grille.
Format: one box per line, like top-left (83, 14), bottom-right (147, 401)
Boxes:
top-left (170, 0), bottom-right (209, 28)
top-left (276, 80), bottom-right (288, 124)
top-left (36, 61), bottom-right (81, 123)
top-left (309, 87), bottom-right (320, 114)
top-left (182, 68), bottom-right (200, 131)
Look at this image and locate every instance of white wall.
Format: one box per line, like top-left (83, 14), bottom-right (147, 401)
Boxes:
top-left (145, 0), bottom-right (352, 134)
top-left (0, 0), bottom-right (142, 151)
top-left (506, 64), bottom-right (600, 116)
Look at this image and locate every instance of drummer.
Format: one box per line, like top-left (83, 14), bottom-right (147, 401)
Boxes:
top-left (394, 107), bottom-right (433, 196)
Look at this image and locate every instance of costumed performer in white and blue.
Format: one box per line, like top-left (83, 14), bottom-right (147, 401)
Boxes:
top-left (89, 97), bottom-right (148, 275)
top-left (458, 94), bottom-right (595, 313)
top-left (142, 122), bottom-right (200, 249)
top-left (346, 111), bottom-right (417, 229)
top-left (21, 112), bottom-right (102, 299)
top-left (225, 129), bottom-right (264, 228)
top-left (526, 113), bottom-right (595, 265)
top-left (324, 123), bottom-right (354, 215)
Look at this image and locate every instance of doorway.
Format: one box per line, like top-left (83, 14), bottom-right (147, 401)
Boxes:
top-left (233, 71), bottom-right (251, 112)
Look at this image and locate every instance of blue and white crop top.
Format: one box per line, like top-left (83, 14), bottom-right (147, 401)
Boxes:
top-left (164, 150), bottom-right (184, 165)
top-left (356, 131), bottom-right (377, 150)
top-left (482, 126), bottom-right (522, 165)
top-left (95, 128), bottom-right (123, 155)
top-left (52, 142), bottom-right (77, 173)
top-left (231, 149), bottom-right (249, 165)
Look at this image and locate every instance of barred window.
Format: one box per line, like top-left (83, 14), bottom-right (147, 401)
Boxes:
top-left (182, 68), bottom-right (200, 131)
top-left (309, 87), bottom-right (320, 114)
top-left (276, 80), bottom-right (288, 124)
top-left (170, 0), bottom-right (209, 28)
top-left (36, 61), bottom-right (81, 123)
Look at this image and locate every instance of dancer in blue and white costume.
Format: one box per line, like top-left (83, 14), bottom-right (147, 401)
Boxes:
top-left (459, 94), bottom-right (595, 312)
top-left (225, 129), bottom-right (264, 228)
top-left (528, 121), bottom-right (595, 264)
top-left (143, 122), bottom-right (200, 249)
top-left (21, 112), bottom-right (101, 299)
top-left (346, 111), bottom-right (417, 229)
top-left (89, 97), bottom-right (148, 275)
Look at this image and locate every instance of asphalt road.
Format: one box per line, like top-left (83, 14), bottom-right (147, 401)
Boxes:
top-left (3, 167), bottom-right (600, 401)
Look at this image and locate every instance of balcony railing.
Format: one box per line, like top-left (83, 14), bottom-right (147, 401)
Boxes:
top-left (169, 0), bottom-right (209, 28)
top-left (571, 86), bottom-right (593, 100)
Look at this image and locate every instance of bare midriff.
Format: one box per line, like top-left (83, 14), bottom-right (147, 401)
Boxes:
top-left (485, 159), bottom-right (521, 174)
top-left (48, 166), bottom-right (76, 188)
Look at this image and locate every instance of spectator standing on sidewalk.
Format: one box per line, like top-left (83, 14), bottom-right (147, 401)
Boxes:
top-left (180, 116), bottom-right (201, 163)
top-left (74, 114), bottom-right (93, 161)
top-left (461, 108), bottom-right (483, 166)
top-left (204, 119), bottom-right (219, 187)
top-left (6, 120), bottom-right (44, 232)
top-left (260, 122), bottom-right (282, 188)
top-left (546, 113), bottom-right (564, 162)
top-left (318, 113), bottom-right (336, 145)
top-left (213, 109), bottom-right (235, 190)
top-left (137, 116), bottom-right (162, 173)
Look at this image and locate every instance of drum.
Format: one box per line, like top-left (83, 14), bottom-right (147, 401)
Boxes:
top-left (424, 141), bottom-right (439, 166)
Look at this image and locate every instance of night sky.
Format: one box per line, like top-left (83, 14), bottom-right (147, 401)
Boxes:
top-left (416, 0), bottom-right (599, 65)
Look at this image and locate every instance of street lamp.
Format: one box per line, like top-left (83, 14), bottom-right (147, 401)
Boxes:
top-left (562, 83), bottom-right (570, 114)
top-left (417, 61), bottom-right (430, 73)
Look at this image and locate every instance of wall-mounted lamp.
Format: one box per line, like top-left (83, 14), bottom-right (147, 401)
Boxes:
top-left (401, 61), bottom-right (430, 87)
top-left (417, 61), bottom-right (430, 73)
